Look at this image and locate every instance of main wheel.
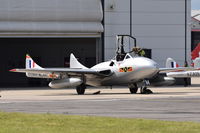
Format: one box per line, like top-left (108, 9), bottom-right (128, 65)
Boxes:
top-left (76, 84), bottom-right (86, 95)
top-left (129, 84), bottom-right (138, 94)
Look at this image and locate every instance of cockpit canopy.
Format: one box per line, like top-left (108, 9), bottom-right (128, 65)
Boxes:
top-left (115, 53), bottom-right (132, 61)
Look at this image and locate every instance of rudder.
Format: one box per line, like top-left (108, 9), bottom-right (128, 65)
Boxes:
top-left (166, 58), bottom-right (179, 68)
top-left (26, 54), bottom-right (42, 69)
top-left (70, 53), bottom-right (88, 69)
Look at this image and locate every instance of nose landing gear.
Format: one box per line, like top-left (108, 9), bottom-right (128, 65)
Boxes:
top-left (140, 86), bottom-right (153, 94)
top-left (129, 80), bottom-right (153, 94)
top-left (140, 80), bottom-right (153, 94)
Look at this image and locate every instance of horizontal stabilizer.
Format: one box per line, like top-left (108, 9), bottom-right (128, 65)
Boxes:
top-left (9, 68), bottom-right (112, 77)
top-left (159, 67), bottom-right (197, 73)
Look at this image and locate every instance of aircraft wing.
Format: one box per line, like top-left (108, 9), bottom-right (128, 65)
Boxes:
top-left (10, 68), bottom-right (112, 77)
top-left (159, 67), bottom-right (197, 73)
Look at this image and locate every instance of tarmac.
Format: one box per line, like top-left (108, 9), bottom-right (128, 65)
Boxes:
top-left (0, 78), bottom-right (200, 122)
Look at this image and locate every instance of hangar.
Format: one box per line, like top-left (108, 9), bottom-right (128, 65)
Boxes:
top-left (0, 0), bottom-right (191, 87)
top-left (0, 0), bottom-right (103, 86)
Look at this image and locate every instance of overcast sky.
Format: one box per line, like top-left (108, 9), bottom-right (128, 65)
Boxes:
top-left (192, 0), bottom-right (200, 10)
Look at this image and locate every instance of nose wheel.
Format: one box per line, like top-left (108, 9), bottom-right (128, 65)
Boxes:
top-left (140, 86), bottom-right (153, 94)
top-left (129, 80), bottom-right (153, 94)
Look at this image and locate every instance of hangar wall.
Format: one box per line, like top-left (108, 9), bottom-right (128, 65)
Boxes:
top-left (104, 0), bottom-right (191, 67)
top-left (0, 0), bottom-right (103, 36)
top-left (0, 0), bottom-right (103, 87)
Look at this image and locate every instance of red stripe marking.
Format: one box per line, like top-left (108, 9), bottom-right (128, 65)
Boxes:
top-left (26, 55), bottom-right (31, 58)
top-left (128, 67), bottom-right (133, 72)
top-left (33, 62), bottom-right (35, 68)
top-left (119, 68), bottom-right (124, 72)
top-left (9, 69), bottom-right (16, 72)
top-left (48, 74), bottom-right (58, 78)
top-left (192, 29), bottom-right (200, 32)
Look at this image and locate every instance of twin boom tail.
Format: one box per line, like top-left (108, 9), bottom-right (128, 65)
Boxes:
top-left (12, 54), bottom-right (84, 88)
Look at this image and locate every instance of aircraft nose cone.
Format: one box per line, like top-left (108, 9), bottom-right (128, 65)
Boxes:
top-left (140, 58), bottom-right (159, 78)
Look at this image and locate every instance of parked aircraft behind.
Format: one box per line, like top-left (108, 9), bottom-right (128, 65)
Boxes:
top-left (166, 57), bottom-right (200, 78)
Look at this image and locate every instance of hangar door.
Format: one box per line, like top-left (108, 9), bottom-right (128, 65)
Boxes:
top-left (0, 0), bottom-right (103, 87)
top-left (2, 38), bottom-right (98, 87)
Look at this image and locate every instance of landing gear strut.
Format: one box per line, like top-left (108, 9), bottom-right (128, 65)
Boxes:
top-left (76, 83), bottom-right (86, 95)
top-left (129, 84), bottom-right (138, 94)
top-left (140, 80), bottom-right (153, 94)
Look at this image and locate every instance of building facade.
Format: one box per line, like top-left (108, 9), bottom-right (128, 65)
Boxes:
top-left (0, 0), bottom-right (103, 86)
top-left (104, 0), bottom-right (191, 67)
top-left (0, 0), bottom-right (191, 86)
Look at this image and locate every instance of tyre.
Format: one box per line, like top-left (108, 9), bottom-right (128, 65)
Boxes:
top-left (129, 87), bottom-right (138, 94)
top-left (76, 84), bottom-right (86, 95)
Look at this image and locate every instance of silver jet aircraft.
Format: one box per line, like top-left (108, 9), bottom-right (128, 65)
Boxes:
top-left (10, 35), bottom-right (193, 95)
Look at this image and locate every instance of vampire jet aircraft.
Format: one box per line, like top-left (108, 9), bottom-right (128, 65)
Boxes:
top-left (10, 35), bottom-right (194, 95)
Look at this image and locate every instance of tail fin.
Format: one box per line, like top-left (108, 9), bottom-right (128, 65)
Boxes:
top-left (70, 53), bottom-right (88, 69)
top-left (26, 54), bottom-right (43, 69)
top-left (166, 58), bottom-right (179, 68)
top-left (193, 57), bottom-right (200, 68)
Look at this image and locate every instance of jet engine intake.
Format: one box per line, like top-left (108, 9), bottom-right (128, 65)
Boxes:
top-left (149, 74), bottom-right (175, 86)
top-left (49, 78), bottom-right (82, 89)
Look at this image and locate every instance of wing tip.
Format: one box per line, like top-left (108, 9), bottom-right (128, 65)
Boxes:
top-left (9, 69), bottom-right (17, 72)
top-left (26, 54), bottom-right (31, 59)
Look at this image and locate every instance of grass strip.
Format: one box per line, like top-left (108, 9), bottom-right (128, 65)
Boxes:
top-left (0, 112), bottom-right (200, 133)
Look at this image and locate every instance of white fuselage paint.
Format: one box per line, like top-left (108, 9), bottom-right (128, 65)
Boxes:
top-left (86, 56), bottom-right (159, 86)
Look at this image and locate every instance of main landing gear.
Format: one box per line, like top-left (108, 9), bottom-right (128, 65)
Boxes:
top-left (129, 83), bottom-right (138, 94)
top-left (129, 81), bottom-right (153, 94)
top-left (76, 83), bottom-right (86, 95)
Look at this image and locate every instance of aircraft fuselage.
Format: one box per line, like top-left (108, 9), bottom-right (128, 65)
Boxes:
top-left (86, 56), bottom-right (159, 86)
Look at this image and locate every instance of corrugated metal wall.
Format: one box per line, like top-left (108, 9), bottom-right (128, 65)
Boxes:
top-left (0, 0), bottom-right (103, 36)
